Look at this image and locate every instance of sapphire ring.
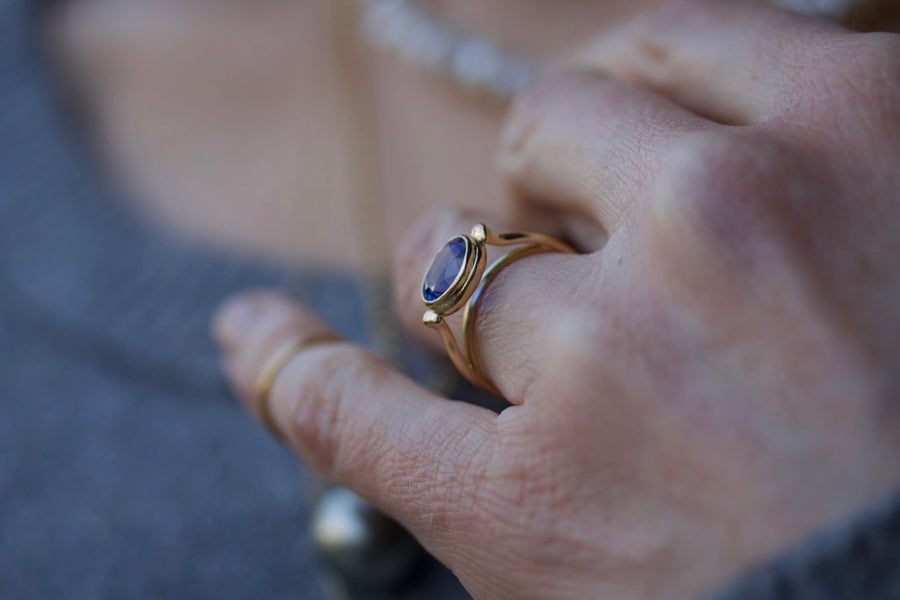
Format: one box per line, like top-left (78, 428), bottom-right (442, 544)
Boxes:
top-left (421, 223), bottom-right (575, 395)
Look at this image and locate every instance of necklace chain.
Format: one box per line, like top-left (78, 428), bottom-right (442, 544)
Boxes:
top-left (330, 0), bottom-right (460, 395)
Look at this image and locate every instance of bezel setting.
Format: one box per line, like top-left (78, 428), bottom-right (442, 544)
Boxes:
top-left (419, 222), bottom-right (576, 396)
top-left (421, 234), bottom-right (486, 316)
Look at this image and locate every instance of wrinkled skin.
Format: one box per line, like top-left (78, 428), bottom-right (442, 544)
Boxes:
top-left (214, 1), bottom-right (900, 598)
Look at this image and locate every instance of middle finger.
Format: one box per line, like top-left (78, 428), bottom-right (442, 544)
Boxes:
top-left (500, 69), bottom-right (713, 239)
top-left (393, 207), bottom-right (588, 403)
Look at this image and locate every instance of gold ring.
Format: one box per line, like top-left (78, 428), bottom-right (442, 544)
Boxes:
top-left (254, 334), bottom-right (343, 440)
top-left (421, 223), bottom-right (575, 395)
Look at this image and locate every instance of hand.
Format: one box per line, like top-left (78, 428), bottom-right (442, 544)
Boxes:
top-left (214, 2), bottom-right (900, 598)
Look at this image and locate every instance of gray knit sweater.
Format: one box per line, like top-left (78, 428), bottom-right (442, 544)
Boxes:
top-left (1, 0), bottom-right (898, 598)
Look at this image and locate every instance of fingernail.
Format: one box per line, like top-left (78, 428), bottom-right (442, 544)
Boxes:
top-left (212, 294), bottom-right (265, 350)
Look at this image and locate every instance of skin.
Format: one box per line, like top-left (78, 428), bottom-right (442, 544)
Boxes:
top-left (211, 1), bottom-right (900, 599)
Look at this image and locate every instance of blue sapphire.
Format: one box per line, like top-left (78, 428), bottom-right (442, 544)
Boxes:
top-left (422, 236), bottom-right (467, 302)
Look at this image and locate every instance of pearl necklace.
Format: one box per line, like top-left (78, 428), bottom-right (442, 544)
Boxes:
top-left (358, 0), bottom-right (538, 101)
top-left (358, 0), bottom-right (869, 102)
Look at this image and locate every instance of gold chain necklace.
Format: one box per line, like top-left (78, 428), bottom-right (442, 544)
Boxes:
top-left (301, 4), bottom-right (463, 598)
top-left (328, 0), bottom-right (465, 390)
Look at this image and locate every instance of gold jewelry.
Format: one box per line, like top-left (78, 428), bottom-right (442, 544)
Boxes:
top-left (421, 223), bottom-right (575, 395)
top-left (254, 334), bottom-right (343, 441)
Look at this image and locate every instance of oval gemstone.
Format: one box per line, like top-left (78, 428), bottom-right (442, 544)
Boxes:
top-left (422, 236), bottom-right (467, 302)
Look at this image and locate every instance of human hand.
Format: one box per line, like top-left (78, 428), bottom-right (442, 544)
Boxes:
top-left (214, 2), bottom-right (900, 598)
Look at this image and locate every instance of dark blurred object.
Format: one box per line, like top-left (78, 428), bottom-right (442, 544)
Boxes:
top-left (311, 487), bottom-right (424, 589)
top-left (778, 0), bottom-right (900, 29)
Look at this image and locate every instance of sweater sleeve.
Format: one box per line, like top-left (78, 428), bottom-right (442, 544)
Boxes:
top-left (709, 491), bottom-right (900, 600)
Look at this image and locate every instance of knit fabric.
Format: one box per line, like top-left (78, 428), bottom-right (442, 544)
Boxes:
top-left (709, 492), bottom-right (900, 600)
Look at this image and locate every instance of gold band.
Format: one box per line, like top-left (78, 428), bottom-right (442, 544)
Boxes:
top-left (254, 334), bottom-right (343, 440)
top-left (422, 224), bottom-right (575, 396)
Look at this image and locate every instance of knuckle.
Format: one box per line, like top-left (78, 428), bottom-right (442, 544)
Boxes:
top-left (850, 34), bottom-right (900, 135)
top-left (800, 33), bottom-right (900, 134)
top-left (500, 71), bottom-right (568, 170)
top-left (647, 130), bottom-right (808, 275)
top-left (853, 33), bottom-right (900, 82)
top-left (501, 76), bottom-right (552, 163)
top-left (501, 70), bottom-right (606, 168)
top-left (828, 33), bottom-right (900, 93)
top-left (657, 130), bottom-right (788, 226)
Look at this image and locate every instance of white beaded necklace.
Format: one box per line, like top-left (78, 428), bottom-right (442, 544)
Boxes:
top-left (358, 0), bottom-right (538, 101)
top-left (358, 0), bottom-right (866, 102)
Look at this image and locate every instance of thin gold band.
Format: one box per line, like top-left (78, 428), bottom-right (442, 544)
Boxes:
top-left (463, 244), bottom-right (562, 394)
top-left (254, 334), bottom-right (343, 440)
top-left (423, 224), bottom-right (575, 396)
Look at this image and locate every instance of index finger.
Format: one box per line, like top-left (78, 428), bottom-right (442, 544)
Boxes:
top-left (213, 291), bottom-right (498, 554)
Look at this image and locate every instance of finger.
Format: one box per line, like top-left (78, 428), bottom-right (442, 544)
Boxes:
top-left (393, 207), bottom-right (586, 402)
top-left (574, 0), bottom-right (847, 124)
top-left (394, 207), bottom-right (501, 356)
top-left (213, 291), bottom-right (497, 553)
top-left (213, 291), bottom-right (335, 407)
top-left (499, 69), bottom-right (712, 238)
